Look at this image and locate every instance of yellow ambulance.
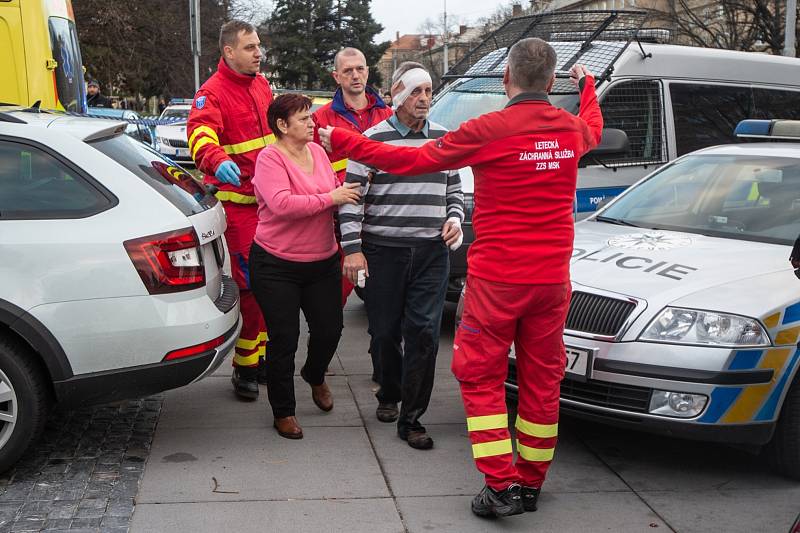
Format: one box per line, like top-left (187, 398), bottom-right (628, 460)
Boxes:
top-left (0, 0), bottom-right (86, 112)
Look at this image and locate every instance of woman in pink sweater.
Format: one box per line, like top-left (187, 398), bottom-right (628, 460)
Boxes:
top-left (250, 94), bottom-right (360, 439)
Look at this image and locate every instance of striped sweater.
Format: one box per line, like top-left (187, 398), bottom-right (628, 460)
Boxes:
top-left (339, 117), bottom-right (465, 255)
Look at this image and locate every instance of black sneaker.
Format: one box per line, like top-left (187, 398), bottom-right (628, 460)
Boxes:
top-left (522, 486), bottom-right (540, 512)
top-left (231, 367), bottom-right (258, 400)
top-left (471, 484), bottom-right (524, 518)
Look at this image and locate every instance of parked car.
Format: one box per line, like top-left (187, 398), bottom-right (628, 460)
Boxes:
top-left (432, 10), bottom-right (800, 301)
top-left (477, 119), bottom-right (800, 479)
top-left (87, 107), bottom-right (155, 148)
top-left (0, 106), bottom-right (240, 471)
top-left (156, 100), bottom-right (192, 164)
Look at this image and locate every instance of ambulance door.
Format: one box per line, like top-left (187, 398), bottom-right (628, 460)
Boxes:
top-left (0, 1), bottom-right (26, 106)
top-left (47, 15), bottom-right (86, 112)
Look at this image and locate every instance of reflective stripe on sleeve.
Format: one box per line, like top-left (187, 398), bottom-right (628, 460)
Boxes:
top-left (331, 158), bottom-right (348, 172)
top-left (516, 442), bottom-right (555, 462)
top-left (188, 126), bottom-right (220, 148)
top-left (471, 439), bottom-right (512, 459)
top-left (515, 417), bottom-right (558, 438)
top-left (215, 191), bottom-right (258, 204)
top-left (191, 136), bottom-right (220, 159)
top-left (223, 134), bottom-right (276, 155)
top-left (466, 414), bottom-right (508, 432)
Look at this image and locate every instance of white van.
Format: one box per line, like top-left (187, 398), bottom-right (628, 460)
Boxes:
top-left (432, 10), bottom-right (800, 299)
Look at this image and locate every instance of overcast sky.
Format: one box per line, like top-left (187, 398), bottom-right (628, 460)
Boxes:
top-left (372, 0), bottom-right (503, 43)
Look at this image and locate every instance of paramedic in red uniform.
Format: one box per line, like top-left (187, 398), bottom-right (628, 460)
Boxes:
top-left (313, 47), bottom-right (392, 384)
top-left (319, 38), bottom-right (603, 519)
top-left (187, 20), bottom-right (273, 400)
top-left (313, 47), bottom-right (392, 304)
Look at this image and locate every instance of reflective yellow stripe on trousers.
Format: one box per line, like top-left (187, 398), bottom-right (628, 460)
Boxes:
top-left (472, 439), bottom-right (513, 459)
top-left (515, 417), bottom-right (558, 438)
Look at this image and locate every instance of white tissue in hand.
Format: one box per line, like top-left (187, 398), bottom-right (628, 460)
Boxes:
top-left (357, 270), bottom-right (366, 288)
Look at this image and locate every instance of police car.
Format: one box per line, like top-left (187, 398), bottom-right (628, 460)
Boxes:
top-left (503, 119), bottom-right (800, 478)
top-left (156, 100), bottom-right (193, 164)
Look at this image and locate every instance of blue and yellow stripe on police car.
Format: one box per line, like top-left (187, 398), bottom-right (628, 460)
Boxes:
top-left (698, 301), bottom-right (800, 424)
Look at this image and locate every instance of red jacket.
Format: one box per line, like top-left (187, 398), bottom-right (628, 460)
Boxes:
top-left (312, 86), bottom-right (392, 183)
top-left (330, 76), bottom-right (603, 285)
top-left (187, 58), bottom-right (274, 204)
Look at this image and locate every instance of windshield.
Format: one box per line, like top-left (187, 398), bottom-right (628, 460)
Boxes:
top-left (89, 134), bottom-right (216, 215)
top-left (161, 108), bottom-right (190, 120)
top-left (48, 17), bottom-right (86, 112)
top-left (430, 78), bottom-right (579, 131)
top-left (599, 154), bottom-right (800, 245)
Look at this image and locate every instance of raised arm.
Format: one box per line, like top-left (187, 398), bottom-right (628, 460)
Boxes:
top-left (570, 65), bottom-right (603, 154)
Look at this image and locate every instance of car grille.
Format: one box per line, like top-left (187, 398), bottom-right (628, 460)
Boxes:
top-left (560, 377), bottom-right (652, 413)
top-left (507, 362), bottom-right (652, 414)
top-left (166, 138), bottom-right (189, 148)
top-left (566, 291), bottom-right (636, 337)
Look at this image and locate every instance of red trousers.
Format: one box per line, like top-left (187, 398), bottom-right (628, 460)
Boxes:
top-left (452, 275), bottom-right (570, 490)
top-left (223, 202), bottom-right (267, 368)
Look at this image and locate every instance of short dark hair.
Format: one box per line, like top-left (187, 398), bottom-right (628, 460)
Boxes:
top-left (219, 20), bottom-right (256, 55)
top-left (268, 94), bottom-right (313, 138)
top-left (507, 38), bottom-right (557, 92)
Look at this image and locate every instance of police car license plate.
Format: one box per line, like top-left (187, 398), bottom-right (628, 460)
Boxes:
top-left (565, 345), bottom-right (591, 378)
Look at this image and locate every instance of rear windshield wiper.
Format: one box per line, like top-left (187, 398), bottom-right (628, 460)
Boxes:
top-left (595, 216), bottom-right (642, 227)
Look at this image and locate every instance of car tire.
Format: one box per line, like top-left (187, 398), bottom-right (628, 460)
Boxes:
top-left (766, 377), bottom-right (800, 480)
top-left (0, 335), bottom-right (50, 473)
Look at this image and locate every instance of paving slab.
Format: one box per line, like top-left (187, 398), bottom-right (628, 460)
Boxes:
top-left (132, 498), bottom-right (404, 533)
top-left (396, 492), bottom-right (667, 533)
top-left (158, 376), bottom-right (361, 429)
top-left (209, 342), bottom-right (347, 378)
top-left (576, 421), bottom-right (800, 492)
top-left (349, 373), bottom-right (466, 426)
top-left (137, 426), bottom-right (389, 503)
top-left (639, 487), bottom-right (800, 533)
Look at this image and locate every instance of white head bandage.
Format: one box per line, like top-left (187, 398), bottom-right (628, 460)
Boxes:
top-left (391, 68), bottom-right (432, 110)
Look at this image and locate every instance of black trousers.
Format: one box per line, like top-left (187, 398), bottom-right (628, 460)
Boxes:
top-left (362, 240), bottom-right (449, 436)
top-left (249, 244), bottom-right (343, 418)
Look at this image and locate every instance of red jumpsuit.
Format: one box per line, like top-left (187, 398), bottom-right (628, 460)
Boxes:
top-left (187, 58), bottom-right (274, 370)
top-left (330, 78), bottom-right (603, 490)
top-left (312, 86), bottom-right (392, 304)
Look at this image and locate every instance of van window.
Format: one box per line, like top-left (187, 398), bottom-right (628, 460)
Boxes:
top-left (670, 83), bottom-right (752, 156)
top-left (752, 88), bottom-right (800, 121)
top-left (48, 17), bottom-right (86, 112)
top-left (597, 80), bottom-right (665, 166)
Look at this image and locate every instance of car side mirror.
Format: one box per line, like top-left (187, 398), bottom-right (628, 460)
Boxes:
top-left (588, 128), bottom-right (629, 156)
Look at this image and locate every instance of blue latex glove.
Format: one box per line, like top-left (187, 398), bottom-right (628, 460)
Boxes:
top-left (215, 160), bottom-right (241, 187)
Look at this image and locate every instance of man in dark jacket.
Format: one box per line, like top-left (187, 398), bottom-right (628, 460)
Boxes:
top-left (86, 80), bottom-right (111, 108)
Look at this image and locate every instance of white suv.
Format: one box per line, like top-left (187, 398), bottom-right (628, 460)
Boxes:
top-left (0, 107), bottom-right (240, 470)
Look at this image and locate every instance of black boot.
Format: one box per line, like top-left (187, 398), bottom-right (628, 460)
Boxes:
top-left (471, 484), bottom-right (524, 518)
top-left (522, 486), bottom-right (540, 512)
top-left (231, 366), bottom-right (258, 400)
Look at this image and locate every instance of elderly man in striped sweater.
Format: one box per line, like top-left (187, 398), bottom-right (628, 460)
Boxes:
top-left (339, 62), bottom-right (465, 450)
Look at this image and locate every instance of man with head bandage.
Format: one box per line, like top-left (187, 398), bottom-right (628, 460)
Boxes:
top-left (320, 38), bottom-right (603, 519)
top-left (338, 61), bottom-right (465, 451)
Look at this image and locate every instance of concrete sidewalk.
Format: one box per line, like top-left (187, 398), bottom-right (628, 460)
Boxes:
top-left (131, 299), bottom-right (800, 533)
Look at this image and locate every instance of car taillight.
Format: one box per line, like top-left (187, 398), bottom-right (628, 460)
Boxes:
top-left (124, 228), bottom-right (205, 294)
top-left (163, 335), bottom-right (224, 361)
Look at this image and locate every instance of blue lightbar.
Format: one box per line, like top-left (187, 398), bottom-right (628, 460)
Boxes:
top-left (169, 98), bottom-right (193, 105)
top-left (734, 119), bottom-right (772, 137)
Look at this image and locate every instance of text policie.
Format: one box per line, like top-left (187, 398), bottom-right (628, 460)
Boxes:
top-left (571, 248), bottom-right (698, 281)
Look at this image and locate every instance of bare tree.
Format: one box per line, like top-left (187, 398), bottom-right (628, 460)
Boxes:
top-left (653, 0), bottom-right (798, 55)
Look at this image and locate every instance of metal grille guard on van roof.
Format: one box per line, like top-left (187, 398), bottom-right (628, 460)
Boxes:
top-left (441, 10), bottom-right (649, 95)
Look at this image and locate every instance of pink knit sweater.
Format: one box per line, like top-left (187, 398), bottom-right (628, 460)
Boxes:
top-left (252, 142), bottom-right (338, 262)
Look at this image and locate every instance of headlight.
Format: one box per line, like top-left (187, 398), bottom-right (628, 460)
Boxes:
top-left (649, 390), bottom-right (708, 418)
top-left (640, 307), bottom-right (769, 347)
